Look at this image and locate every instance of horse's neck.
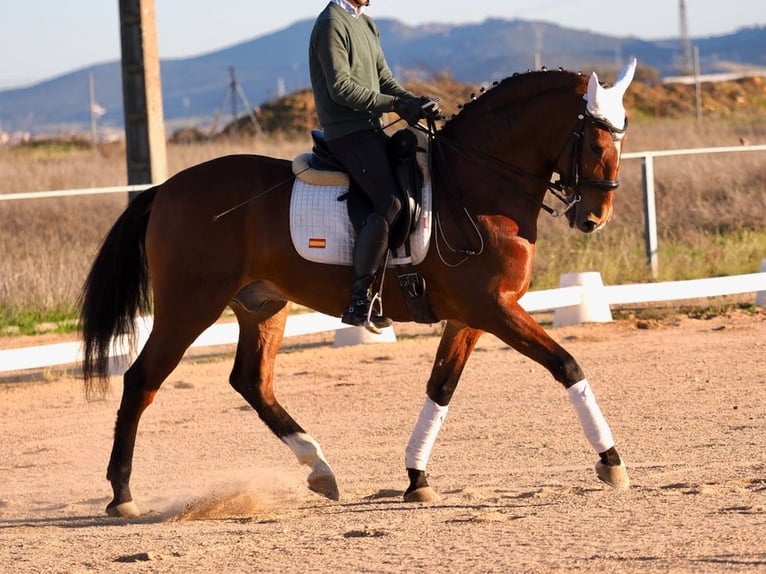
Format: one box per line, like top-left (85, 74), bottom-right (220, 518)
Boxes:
top-left (433, 141), bottom-right (545, 244)
top-left (432, 72), bottom-right (585, 244)
top-left (442, 74), bottom-right (581, 179)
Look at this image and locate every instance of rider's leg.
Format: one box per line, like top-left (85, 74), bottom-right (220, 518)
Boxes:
top-left (343, 212), bottom-right (392, 331)
top-left (326, 130), bottom-right (403, 332)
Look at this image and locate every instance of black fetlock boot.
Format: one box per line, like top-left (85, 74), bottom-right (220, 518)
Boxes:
top-left (341, 213), bottom-right (392, 334)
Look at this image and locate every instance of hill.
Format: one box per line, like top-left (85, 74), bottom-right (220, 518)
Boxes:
top-left (183, 72), bottom-right (766, 141)
top-left (1, 18), bottom-right (764, 134)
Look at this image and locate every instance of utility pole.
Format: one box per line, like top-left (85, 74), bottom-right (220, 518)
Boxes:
top-left (679, 0), bottom-right (693, 74)
top-left (88, 73), bottom-right (99, 145)
top-left (210, 67), bottom-right (262, 137)
top-left (119, 0), bottom-right (168, 200)
top-left (694, 45), bottom-right (703, 126)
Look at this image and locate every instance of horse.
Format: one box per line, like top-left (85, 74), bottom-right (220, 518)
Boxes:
top-left (80, 59), bottom-right (638, 517)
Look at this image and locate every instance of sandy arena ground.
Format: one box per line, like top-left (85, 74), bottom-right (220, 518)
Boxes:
top-left (1, 310), bottom-right (765, 573)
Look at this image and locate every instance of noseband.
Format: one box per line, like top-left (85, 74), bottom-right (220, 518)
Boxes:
top-left (548, 106), bottom-right (628, 213)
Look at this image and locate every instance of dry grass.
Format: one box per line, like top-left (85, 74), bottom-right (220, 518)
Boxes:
top-left (533, 118), bottom-right (766, 287)
top-left (0, 120), bottom-right (764, 333)
top-left (0, 136), bottom-right (311, 331)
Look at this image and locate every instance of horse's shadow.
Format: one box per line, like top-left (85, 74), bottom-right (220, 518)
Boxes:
top-left (0, 510), bottom-right (166, 529)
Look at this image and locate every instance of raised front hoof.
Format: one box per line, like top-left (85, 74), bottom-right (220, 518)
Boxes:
top-left (106, 499), bottom-right (141, 518)
top-left (403, 486), bottom-right (441, 503)
top-left (595, 461), bottom-right (630, 489)
top-left (308, 473), bottom-right (340, 501)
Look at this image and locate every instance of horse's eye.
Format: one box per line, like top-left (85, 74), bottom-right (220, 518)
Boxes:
top-left (590, 143), bottom-right (603, 154)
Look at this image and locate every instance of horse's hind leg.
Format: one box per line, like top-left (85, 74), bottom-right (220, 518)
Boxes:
top-left (229, 299), bottom-right (339, 500)
top-left (404, 321), bottom-right (483, 502)
top-left (106, 324), bottom-right (211, 517)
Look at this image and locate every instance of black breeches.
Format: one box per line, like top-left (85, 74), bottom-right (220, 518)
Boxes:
top-left (325, 129), bottom-right (402, 226)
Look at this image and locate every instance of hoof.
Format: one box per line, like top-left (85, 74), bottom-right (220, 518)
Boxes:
top-left (596, 461), bottom-right (630, 489)
top-left (308, 473), bottom-right (340, 501)
top-left (403, 486), bottom-right (441, 503)
top-left (106, 500), bottom-right (141, 518)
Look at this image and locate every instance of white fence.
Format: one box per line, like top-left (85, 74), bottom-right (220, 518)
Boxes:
top-left (2, 267), bottom-right (765, 374)
top-left (5, 144), bottom-right (765, 280)
top-left (622, 144), bottom-right (766, 278)
top-left (1, 145), bottom-right (765, 375)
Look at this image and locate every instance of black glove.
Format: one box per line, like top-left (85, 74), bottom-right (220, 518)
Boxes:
top-left (392, 96), bottom-right (429, 125)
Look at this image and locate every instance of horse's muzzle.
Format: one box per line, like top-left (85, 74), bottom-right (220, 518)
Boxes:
top-left (568, 201), bottom-right (613, 233)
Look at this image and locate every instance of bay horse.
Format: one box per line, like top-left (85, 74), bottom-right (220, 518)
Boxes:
top-left (81, 60), bottom-right (637, 517)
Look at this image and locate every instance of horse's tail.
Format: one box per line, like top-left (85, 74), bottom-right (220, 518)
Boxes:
top-left (79, 186), bottom-right (158, 396)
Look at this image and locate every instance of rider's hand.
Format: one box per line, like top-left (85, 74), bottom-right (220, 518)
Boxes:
top-left (419, 97), bottom-right (441, 121)
top-left (392, 96), bottom-right (429, 126)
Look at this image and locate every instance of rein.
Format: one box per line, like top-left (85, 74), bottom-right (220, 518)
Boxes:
top-left (430, 131), bottom-right (575, 218)
top-left (414, 103), bottom-right (628, 267)
top-left (422, 104), bottom-right (626, 219)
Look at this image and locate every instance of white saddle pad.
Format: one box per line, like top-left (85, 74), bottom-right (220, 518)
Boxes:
top-left (289, 177), bottom-right (432, 267)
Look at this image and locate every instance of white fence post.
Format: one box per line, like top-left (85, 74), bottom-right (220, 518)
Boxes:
top-left (641, 155), bottom-right (659, 279)
top-left (334, 325), bottom-right (396, 347)
top-left (757, 259), bottom-right (766, 308)
top-left (553, 272), bottom-right (613, 327)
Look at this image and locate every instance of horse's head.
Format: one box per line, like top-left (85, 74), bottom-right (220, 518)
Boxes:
top-left (557, 59), bottom-right (637, 233)
top-left (435, 60), bottom-right (638, 238)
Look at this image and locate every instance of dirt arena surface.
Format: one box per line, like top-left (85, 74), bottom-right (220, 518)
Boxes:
top-left (1, 310), bottom-right (765, 573)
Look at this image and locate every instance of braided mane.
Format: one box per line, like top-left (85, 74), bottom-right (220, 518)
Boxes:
top-left (440, 68), bottom-right (587, 136)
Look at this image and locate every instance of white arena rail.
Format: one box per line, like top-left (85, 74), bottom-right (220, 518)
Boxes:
top-left (0, 312), bottom-right (351, 374)
top-left (0, 184), bottom-right (151, 202)
top-left (1, 268), bottom-right (764, 375)
top-left (1, 147), bottom-right (765, 375)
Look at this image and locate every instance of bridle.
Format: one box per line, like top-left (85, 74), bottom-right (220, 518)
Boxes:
top-left (548, 106), bottom-right (628, 208)
top-left (416, 102), bottom-right (628, 266)
top-left (423, 102), bottom-right (628, 218)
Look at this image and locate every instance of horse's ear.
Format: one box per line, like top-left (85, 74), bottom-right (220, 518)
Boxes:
top-left (585, 70), bottom-right (606, 118)
top-left (613, 58), bottom-right (637, 97)
top-left (584, 59), bottom-right (637, 131)
top-left (587, 71), bottom-right (601, 103)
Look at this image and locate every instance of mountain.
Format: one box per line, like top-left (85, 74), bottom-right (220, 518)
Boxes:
top-left (1, 18), bottom-right (764, 134)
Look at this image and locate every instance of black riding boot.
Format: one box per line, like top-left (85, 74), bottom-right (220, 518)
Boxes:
top-left (341, 213), bottom-right (393, 333)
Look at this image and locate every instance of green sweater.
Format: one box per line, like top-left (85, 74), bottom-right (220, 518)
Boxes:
top-left (309, 3), bottom-right (414, 140)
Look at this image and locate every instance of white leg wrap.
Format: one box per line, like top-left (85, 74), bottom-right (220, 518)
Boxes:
top-left (405, 397), bottom-right (449, 471)
top-left (567, 379), bottom-right (615, 453)
top-left (283, 432), bottom-right (334, 476)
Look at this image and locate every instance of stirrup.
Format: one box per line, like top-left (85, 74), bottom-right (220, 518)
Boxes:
top-left (341, 295), bottom-right (392, 334)
top-left (364, 291), bottom-right (393, 334)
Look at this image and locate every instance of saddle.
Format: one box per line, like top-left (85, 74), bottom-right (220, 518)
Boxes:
top-left (290, 128), bottom-right (438, 324)
top-left (307, 128), bottom-right (427, 251)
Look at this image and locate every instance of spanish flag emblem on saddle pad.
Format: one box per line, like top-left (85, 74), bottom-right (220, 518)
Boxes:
top-left (308, 238), bottom-right (327, 249)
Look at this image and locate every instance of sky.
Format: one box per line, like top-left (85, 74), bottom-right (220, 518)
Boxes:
top-left (1, 0), bottom-right (764, 89)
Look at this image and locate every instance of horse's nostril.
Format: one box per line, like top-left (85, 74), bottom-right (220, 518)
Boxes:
top-left (581, 220), bottom-right (597, 233)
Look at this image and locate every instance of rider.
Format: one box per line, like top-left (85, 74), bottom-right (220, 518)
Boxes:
top-left (309, 0), bottom-right (436, 331)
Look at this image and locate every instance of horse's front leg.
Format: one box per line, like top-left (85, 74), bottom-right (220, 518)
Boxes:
top-left (489, 300), bottom-right (629, 489)
top-left (404, 320), bottom-right (483, 502)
